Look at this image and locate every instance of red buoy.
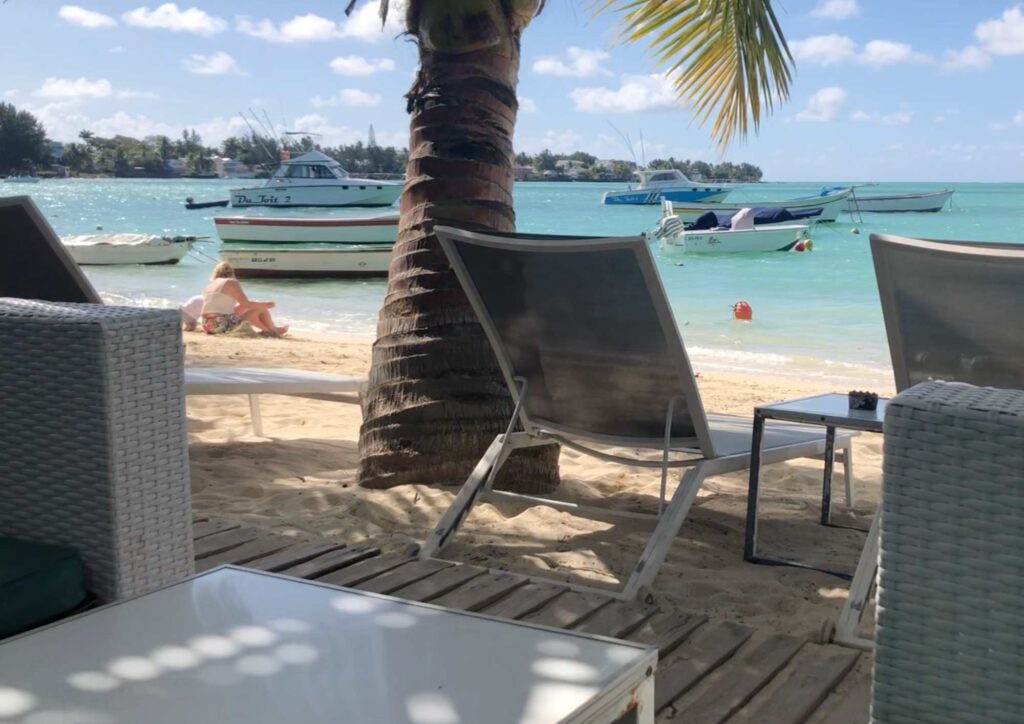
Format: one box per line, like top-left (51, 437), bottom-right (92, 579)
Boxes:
top-left (794, 241), bottom-right (806, 252)
top-left (733, 300), bottom-right (753, 320)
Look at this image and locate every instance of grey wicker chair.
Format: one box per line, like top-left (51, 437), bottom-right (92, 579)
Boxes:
top-left (0, 298), bottom-right (193, 601)
top-left (873, 381), bottom-right (1024, 723)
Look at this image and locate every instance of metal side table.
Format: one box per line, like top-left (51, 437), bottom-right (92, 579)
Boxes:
top-left (744, 393), bottom-right (886, 579)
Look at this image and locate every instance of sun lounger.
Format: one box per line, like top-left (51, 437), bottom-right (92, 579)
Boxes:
top-left (0, 195), bottom-right (367, 435)
top-left (184, 366), bottom-right (362, 436)
top-left (870, 233), bottom-right (1024, 391)
top-left (422, 226), bottom-right (853, 601)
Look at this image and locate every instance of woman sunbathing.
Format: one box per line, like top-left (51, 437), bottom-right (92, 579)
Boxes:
top-left (201, 261), bottom-right (288, 337)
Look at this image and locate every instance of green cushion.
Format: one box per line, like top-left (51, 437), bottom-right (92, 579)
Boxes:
top-left (0, 537), bottom-right (87, 639)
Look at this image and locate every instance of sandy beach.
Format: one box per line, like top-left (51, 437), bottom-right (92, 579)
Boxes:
top-left (186, 331), bottom-right (895, 641)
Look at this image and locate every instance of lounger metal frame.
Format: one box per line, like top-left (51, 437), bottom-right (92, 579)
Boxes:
top-left (422, 227), bottom-right (850, 602)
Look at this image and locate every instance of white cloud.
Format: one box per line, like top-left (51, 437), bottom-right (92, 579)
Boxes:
top-left (310, 89), bottom-right (382, 108)
top-left (33, 77), bottom-right (156, 101)
top-left (59, 5), bottom-right (117, 28)
top-left (236, 3), bottom-right (403, 44)
top-left (810, 0), bottom-right (859, 20)
top-left (570, 74), bottom-right (678, 114)
top-left (933, 107), bottom-right (960, 123)
top-left (329, 56), bottom-right (396, 76)
top-left (795, 86), bottom-right (846, 121)
top-left (791, 35), bottom-right (929, 66)
top-left (519, 97), bottom-right (537, 113)
top-left (850, 109), bottom-right (912, 125)
top-left (975, 4), bottom-right (1024, 55)
top-left (122, 4), bottom-right (226, 35)
top-left (942, 46), bottom-right (992, 70)
top-left (533, 47), bottom-right (611, 78)
top-left (4, 89), bottom-right (18, 99)
top-left (1014, 110), bottom-right (1024, 126)
top-left (516, 129), bottom-right (585, 154)
top-left (182, 51), bottom-right (242, 75)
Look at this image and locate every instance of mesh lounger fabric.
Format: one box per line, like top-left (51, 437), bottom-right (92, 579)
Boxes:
top-left (0, 299), bottom-right (193, 601)
top-left (873, 381), bottom-right (1024, 723)
top-left (0, 537), bottom-right (86, 639)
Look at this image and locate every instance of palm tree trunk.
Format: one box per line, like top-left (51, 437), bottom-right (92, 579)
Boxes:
top-left (357, 1), bottom-right (559, 493)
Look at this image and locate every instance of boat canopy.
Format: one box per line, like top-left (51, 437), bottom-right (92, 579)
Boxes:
top-left (686, 206), bottom-right (820, 231)
top-left (277, 151), bottom-right (350, 179)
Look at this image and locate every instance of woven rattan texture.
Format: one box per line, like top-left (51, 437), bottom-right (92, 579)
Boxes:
top-left (0, 299), bottom-right (193, 600)
top-left (873, 381), bottom-right (1024, 723)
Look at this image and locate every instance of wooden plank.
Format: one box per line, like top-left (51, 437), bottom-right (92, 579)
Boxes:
top-left (811, 675), bottom-right (870, 724)
top-left (739, 647), bottom-right (860, 724)
top-left (678, 634), bottom-right (805, 724)
top-left (278, 545), bottom-right (379, 580)
top-left (431, 571), bottom-right (528, 612)
top-left (628, 612), bottom-right (708, 660)
top-left (573, 600), bottom-right (657, 639)
top-left (195, 535), bottom-right (294, 572)
top-left (317, 553), bottom-right (412, 588)
top-left (192, 519), bottom-right (241, 540)
top-left (244, 541), bottom-right (345, 573)
top-left (193, 527), bottom-right (260, 559)
top-left (356, 559), bottom-right (453, 595)
top-left (392, 564), bottom-right (487, 603)
top-left (522, 590), bottom-right (611, 630)
top-left (655, 622), bottom-right (754, 713)
top-left (480, 582), bottom-right (566, 620)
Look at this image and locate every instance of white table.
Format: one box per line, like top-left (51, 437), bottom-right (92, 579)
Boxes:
top-left (0, 567), bottom-right (656, 723)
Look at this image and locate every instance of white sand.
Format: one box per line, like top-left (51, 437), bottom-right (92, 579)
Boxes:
top-left (186, 331), bottom-right (894, 639)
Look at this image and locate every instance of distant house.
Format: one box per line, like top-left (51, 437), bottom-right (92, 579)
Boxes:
top-left (512, 163), bottom-right (535, 181)
top-left (164, 158), bottom-right (186, 176)
top-left (554, 159), bottom-right (588, 179)
top-left (214, 157), bottom-right (255, 179)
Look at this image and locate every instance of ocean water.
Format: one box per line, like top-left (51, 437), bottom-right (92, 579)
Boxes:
top-left (8, 178), bottom-right (1022, 384)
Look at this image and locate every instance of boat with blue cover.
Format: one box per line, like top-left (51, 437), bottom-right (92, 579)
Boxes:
top-left (601, 169), bottom-right (730, 205)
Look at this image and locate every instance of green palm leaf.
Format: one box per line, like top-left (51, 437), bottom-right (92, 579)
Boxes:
top-left (597, 0), bottom-right (792, 149)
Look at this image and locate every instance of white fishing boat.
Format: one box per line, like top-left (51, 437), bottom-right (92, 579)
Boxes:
top-left (5, 173), bottom-right (41, 184)
top-left (214, 213), bottom-right (398, 244)
top-left (844, 188), bottom-right (953, 213)
top-left (670, 186), bottom-right (853, 223)
top-left (62, 234), bottom-right (195, 265)
top-left (653, 207), bottom-right (811, 253)
top-left (230, 151), bottom-right (402, 208)
top-left (601, 169), bottom-right (731, 205)
top-left (219, 245), bottom-right (391, 278)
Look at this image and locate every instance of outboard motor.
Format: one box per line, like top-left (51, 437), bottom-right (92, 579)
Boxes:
top-left (653, 215), bottom-right (685, 240)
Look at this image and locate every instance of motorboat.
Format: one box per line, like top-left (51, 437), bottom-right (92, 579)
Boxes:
top-left (652, 207), bottom-right (811, 253)
top-left (185, 197), bottom-right (229, 210)
top-left (844, 188), bottom-right (953, 213)
top-left (5, 173), bottom-right (41, 184)
top-left (669, 186), bottom-right (853, 223)
top-left (229, 151), bottom-right (402, 208)
top-left (660, 201), bottom-right (822, 230)
top-left (219, 245), bottom-right (391, 278)
top-left (601, 169), bottom-right (730, 205)
top-left (214, 213), bottom-right (398, 244)
top-left (62, 234), bottom-right (195, 265)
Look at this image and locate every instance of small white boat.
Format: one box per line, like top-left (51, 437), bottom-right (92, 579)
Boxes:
top-left (5, 173), bottom-right (41, 184)
top-left (230, 151), bottom-right (402, 208)
top-left (601, 169), bottom-right (730, 205)
top-left (219, 246), bottom-right (391, 278)
top-left (670, 186), bottom-right (852, 223)
top-left (844, 189), bottom-right (953, 213)
top-left (62, 234), bottom-right (195, 265)
top-left (214, 214), bottom-right (398, 244)
top-left (653, 208), bottom-right (810, 253)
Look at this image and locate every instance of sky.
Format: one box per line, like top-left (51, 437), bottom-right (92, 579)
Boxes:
top-left (2, 1), bottom-right (1024, 181)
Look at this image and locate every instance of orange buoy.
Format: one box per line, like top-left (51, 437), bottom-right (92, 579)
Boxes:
top-left (733, 300), bottom-right (753, 320)
top-left (805, 239), bottom-right (814, 250)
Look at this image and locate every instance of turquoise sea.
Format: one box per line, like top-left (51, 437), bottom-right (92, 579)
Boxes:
top-left (7, 179), bottom-right (1022, 384)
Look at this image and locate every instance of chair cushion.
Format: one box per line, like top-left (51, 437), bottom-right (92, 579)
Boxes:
top-left (0, 537), bottom-right (87, 639)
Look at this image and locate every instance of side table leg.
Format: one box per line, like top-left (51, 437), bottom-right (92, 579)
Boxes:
top-left (821, 425), bottom-right (836, 525)
top-left (744, 411), bottom-right (767, 561)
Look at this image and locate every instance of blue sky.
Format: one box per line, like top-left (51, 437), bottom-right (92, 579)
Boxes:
top-left (3, 1), bottom-right (1024, 180)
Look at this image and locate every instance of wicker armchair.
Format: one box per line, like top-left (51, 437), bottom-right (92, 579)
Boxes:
top-left (873, 381), bottom-right (1024, 723)
top-left (0, 299), bottom-right (193, 601)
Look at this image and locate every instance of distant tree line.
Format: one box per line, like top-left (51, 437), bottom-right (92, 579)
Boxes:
top-left (513, 150), bottom-right (763, 182)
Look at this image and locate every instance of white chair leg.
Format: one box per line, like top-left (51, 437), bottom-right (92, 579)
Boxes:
top-left (841, 441), bottom-right (855, 508)
top-left (248, 394), bottom-right (264, 437)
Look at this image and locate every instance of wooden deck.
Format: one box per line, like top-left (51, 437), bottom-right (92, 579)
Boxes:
top-left (193, 518), bottom-right (870, 723)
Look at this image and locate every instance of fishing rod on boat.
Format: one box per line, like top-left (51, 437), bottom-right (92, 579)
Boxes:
top-left (238, 110), bottom-right (278, 174)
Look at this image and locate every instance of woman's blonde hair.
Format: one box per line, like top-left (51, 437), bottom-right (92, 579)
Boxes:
top-left (211, 261), bottom-right (235, 280)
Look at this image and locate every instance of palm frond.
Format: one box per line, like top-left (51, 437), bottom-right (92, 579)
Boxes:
top-left (597, 0), bottom-right (792, 149)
